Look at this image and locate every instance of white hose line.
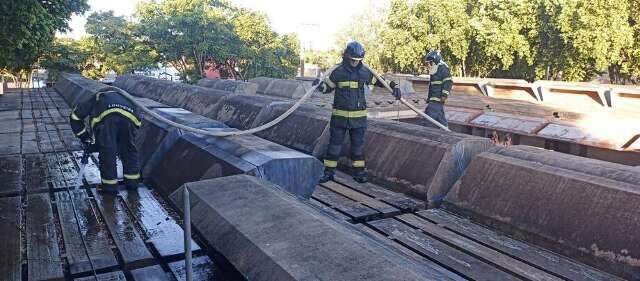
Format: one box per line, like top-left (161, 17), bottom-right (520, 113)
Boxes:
top-left (362, 64), bottom-right (451, 132)
top-left (97, 66), bottom-right (337, 137)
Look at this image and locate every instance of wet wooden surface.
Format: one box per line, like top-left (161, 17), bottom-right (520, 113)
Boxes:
top-left (0, 196), bottom-right (22, 280)
top-left (26, 194), bottom-right (64, 281)
top-left (0, 88), bottom-right (226, 280)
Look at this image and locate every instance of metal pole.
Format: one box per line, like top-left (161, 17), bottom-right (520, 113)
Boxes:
top-left (184, 187), bottom-right (193, 281)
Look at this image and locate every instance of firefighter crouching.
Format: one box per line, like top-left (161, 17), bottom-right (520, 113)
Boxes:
top-left (313, 41), bottom-right (402, 184)
top-left (70, 90), bottom-right (141, 194)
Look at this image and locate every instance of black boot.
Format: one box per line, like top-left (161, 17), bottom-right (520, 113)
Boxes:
top-left (319, 168), bottom-right (335, 183)
top-left (353, 168), bottom-right (368, 183)
top-left (97, 183), bottom-right (119, 195)
top-left (124, 179), bottom-right (139, 190)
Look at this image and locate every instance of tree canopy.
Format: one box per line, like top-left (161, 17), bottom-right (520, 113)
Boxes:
top-left (329, 0), bottom-right (640, 83)
top-left (0, 0), bottom-right (88, 79)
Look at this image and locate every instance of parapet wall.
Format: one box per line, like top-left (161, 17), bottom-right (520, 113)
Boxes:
top-left (445, 145), bottom-right (640, 279)
top-left (196, 78), bottom-right (258, 95)
top-left (114, 75), bottom-right (494, 202)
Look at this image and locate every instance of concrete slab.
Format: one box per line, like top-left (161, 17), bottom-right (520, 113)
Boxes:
top-left (137, 107), bottom-right (231, 178)
top-left (249, 77), bottom-right (276, 95)
top-left (253, 103), bottom-right (331, 157)
top-left (263, 79), bottom-right (307, 99)
top-left (210, 94), bottom-right (284, 130)
top-left (445, 146), bottom-right (640, 280)
top-left (149, 128), bottom-right (323, 199)
top-left (197, 78), bottom-right (258, 95)
top-left (171, 175), bottom-right (457, 281)
top-left (352, 119), bottom-right (494, 205)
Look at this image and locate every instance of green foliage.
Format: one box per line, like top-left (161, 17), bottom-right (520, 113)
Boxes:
top-left (38, 38), bottom-right (88, 81)
top-left (304, 51), bottom-right (340, 71)
top-left (0, 0), bottom-right (88, 77)
top-left (136, 0), bottom-right (238, 82)
top-left (335, 1), bottom-right (389, 71)
top-left (85, 11), bottom-right (159, 75)
top-left (232, 10), bottom-right (300, 78)
top-left (360, 0), bottom-right (640, 82)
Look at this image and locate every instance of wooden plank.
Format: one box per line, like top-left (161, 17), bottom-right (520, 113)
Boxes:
top-left (55, 190), bottom-right (118, 275)
top-left (26, 194), bottom-right (64, 281)
top-left (131, 265), bottom-right (170, 281)
top-left (0, 154), bottom-right (22, 196)
top-left (368, 218), bottom-right (520, 281)
top-left (74, 271), bottom-right (126, 281)
top-left (309, 198), bottom-right (351, 222)
top-left (321, 181), bottom-right (401, 217)
top-left (356, 224), bottom-right (467, 281)
top-left (0, 196), bottom-right (22, 281)
top-left (24, 154), bottom-right (49, 193)
top-left (333, 171), bottom-right (426, 212)
top-left (169, 256), bottom-right (219, 281)
top-left (120, 187), bottom-right (200, 259)
top-left (91, 188), bottom-right (154, 267)
top-left (417, 209), bottom-right (624, 281)
top-left (397, 213), bottom-right (562, 281)
top-left (46, 153), bottom-right (78, 189)
top-left (311, 185), bottom-right (380, 222)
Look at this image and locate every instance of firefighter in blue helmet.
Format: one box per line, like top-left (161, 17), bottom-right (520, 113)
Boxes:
top-left (313, 41), bottom-right (402, 183)
top-left (69, 90), bottom-right (142, 194)
top-left (424, 50), bottom-right (451, 128)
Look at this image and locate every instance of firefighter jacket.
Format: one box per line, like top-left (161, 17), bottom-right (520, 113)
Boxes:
top-left (318, 60), bottom-right (393, 128)
top-left (69, 91), bottom-right (141, 139)
top-left (428, 63), bottom-right (453, 103)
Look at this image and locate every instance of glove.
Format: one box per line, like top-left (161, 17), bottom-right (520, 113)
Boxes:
top-left (79, 133), bottom-right (92, 144)
top-left (312, 78), bottom-right (321, 86)
top-left (389, 81), bottom-right (401, 100)
top-left (441, 95), bottom-right (448, 103)
top-left (393, 87), bottom-right (402, 100)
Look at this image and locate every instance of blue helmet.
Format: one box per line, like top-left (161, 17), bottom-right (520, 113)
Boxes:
top-left (344, 41), bottom-right (366, 60)
top-left (424, 50), bottom-right (442, 64)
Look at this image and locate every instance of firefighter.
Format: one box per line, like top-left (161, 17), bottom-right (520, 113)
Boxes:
top-left (424, 50), bottom-right (452, 128)
top-left (69, 90), bottom-right (142, 194)
top-left (313, 41), bottom-right (401, 183)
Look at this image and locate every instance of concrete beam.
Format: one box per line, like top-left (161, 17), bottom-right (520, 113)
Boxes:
top-left (249, 77), bottom-right (307, 99)
top-left (171, 175), bottom-right (458, 281)
top-left (197, 78), bottom-right (258, 95)
top-left (249, 77), bottom-right (276, 95)
top-left (445, 145), bottom-right (640, 279)
top-left (253, 102), bottom-right (332, 157)
top-left (351, 119), bottom-right (494, 205)
top-left (209, 94), bottom-right (284, 130)
top-left (145, 118), bottom-right (323, 199)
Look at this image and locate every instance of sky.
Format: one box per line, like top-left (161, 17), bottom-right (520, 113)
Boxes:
top-left (61, 0), bottom-right (389, 51)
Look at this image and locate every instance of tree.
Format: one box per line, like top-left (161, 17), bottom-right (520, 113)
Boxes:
top-left (0, 0), bottom-right (89, 83)
top-left (548, 0), bottom-right (633, 81)
top-left (232, 10), bottom-right (300, 79)
top-left (85, 11), bottom-right (159, 75)
top-left (38, 38), bottom-right (88, 81)
top-left (136, 0), bottom-right (239, 82)
top-left (334, 0), bottom-right (390, 71)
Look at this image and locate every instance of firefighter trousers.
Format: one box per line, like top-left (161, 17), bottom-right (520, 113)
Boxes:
top-left (323, 125), bottom-right (366, 170)
top-left (424, 102), bottom-right (448, 128)
top-left (94, 114), bottom-right (140, 188)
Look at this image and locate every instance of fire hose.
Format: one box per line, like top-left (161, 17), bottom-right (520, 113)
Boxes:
top-left (95, 64), bottom-right (448, 137)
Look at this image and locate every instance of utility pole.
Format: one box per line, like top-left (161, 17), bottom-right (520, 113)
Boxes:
top-left (299, 23), bottom-right (320, 77)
